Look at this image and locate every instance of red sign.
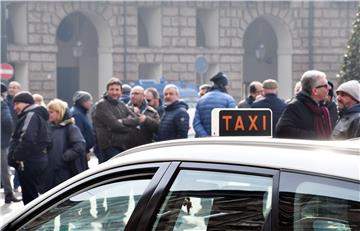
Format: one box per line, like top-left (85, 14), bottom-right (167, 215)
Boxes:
top-left (0, 63), bottom-right (14, 80)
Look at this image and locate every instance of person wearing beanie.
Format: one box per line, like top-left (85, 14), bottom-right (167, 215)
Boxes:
top-left (332, 80), bottom-right (360, 139)
top-left (69, 91), bottom-right (95, 165)
top-left (193, 72), bottom-right (236, 137)
top-left (120, 84), bottom-right (132, 104)
top-left (251, 79), bottom-right (287, 133)
top-left (8, 91), bottom-right (52, 204)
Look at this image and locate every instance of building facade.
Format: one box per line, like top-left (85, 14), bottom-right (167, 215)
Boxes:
top-left (3, 1), bottom-right (359, 103)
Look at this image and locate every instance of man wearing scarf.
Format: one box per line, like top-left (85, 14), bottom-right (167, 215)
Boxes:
top-left (275, 70), bottom-right (332, 140)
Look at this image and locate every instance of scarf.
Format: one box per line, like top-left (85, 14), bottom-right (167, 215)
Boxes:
top-left (304, 102), bottom-right (332, 139)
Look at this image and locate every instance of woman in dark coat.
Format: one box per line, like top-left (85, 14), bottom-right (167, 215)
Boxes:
top-left (44, 99), bottom-right (86, 191)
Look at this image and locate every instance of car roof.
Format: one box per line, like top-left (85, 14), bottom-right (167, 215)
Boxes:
top-left (112, 137), bottom-right (359, 181)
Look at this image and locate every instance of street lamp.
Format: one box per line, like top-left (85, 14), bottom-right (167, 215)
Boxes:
top-left (255, 43), bottom-right (266, 61)
top-left (72, 40), bottom-right (83, 58)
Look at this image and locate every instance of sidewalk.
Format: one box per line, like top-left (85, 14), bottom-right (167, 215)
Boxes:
top-left (0, 189), bottom-right (23, 218)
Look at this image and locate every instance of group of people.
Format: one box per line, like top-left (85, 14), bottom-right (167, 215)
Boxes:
top-left (194, 70), bottom-right (359, 140)
top-left (0, 78), bottom-right (192, 205)
top-left (1, 70), bottom-right (359, 205)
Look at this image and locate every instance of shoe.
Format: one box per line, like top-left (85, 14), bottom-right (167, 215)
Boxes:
top-left (5, 194), bottom-right (22, 204)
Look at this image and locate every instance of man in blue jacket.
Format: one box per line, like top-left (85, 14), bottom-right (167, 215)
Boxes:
top-left (193, 72), bottom-right (236, 137)
top-left (157, 84), bottom-right (189, 141)
top-left (70, 91), bottom-right (95, 166)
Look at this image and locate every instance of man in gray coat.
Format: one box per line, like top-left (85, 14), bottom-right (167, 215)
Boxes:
top-left (332, 80), bottom-right (360, 139)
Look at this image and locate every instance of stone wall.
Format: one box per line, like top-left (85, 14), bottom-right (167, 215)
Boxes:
top-left (5, 1), bottom-right (358, 101)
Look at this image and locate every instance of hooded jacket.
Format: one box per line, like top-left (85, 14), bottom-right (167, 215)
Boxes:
top-left (45, 110), bottom-right (86, 190)
top-left (157, 100), bottom-right (189, 141)
top-left (8, 104), bottom-right (51, 163)
top-left (332, 104), bottom-right (360, 139)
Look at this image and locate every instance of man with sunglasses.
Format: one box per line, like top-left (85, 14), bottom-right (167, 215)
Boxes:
top-left (332, 80), bottom-right (360, 139)
top-left (275, 70), bottom-right (332, 140)
top-left (127, 86), bottom-right (160, 147)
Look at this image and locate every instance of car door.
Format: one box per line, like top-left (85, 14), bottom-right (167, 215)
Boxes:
top-left (4, 162), bottom-right (177, 231)
top-left (278, 171), bottom-right (360, 231)
top-left (137, 162), bottom-right (280, 231)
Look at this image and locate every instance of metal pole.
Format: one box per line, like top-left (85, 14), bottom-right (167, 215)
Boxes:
top-left (308, 1), bottom-right (314, 70)
top-left (123, 2), bottom-right (128, 82)
top-left (1, 1), bottom-right (8, 63)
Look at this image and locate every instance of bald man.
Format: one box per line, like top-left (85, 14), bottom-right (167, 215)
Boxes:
top-left (128, 86), bottom-right (160, 147)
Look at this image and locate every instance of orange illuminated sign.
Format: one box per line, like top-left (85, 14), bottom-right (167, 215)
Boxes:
top-left (211, 109), bottom-right (272, 137)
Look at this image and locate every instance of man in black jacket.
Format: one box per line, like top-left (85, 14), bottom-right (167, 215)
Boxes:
top-left (275, 70), bottom-right (332, 140)
top-left (8, 91), bottom-right (51, 204)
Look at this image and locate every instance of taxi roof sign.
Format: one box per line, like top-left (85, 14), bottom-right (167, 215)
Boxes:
top-left (211, 108), bottom-right (273, 137)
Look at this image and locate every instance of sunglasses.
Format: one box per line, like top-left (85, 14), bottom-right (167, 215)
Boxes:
top-left (315, 84), bottom-right (329, 89)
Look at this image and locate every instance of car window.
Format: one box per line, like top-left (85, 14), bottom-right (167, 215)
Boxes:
top-left (279, 172), bottom-right (360, 231)
top-left (22, 178), bottom-right (152, 231)
top-left (152, 169), bottom-right (273, 231)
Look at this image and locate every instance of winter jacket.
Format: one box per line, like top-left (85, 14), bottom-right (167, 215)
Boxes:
top-left (128, 100), bottom-right (160, 147)
top-left (70, 105), bottom-right (95, 152)
top-left (45, 111), bottom-right (86, 190)
top-left (275, 92), bottom-right (329, 140)
top-left (237, 96), bottom-right (255, 108)
top-left (332, 104), bottom-right (360, 140)
top-left (8, 104), bottom-right (51, 164)
top-left (193, 89), bottom-right (236, 137)
top-left (157, 100), bottom-right (189, 141)
top-left (251, 93), bottom-right (287, 133)
top-left (1, 98), bottom-right (13, 148)
top-left (92, 95), bottom-right (140, 151)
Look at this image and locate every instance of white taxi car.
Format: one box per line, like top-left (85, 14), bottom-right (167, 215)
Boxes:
top-left (1, 137), bottom-right (359, 231)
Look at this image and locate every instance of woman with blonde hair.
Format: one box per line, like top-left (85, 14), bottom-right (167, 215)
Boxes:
top-left (44, 98), bottom-right (86, 191)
